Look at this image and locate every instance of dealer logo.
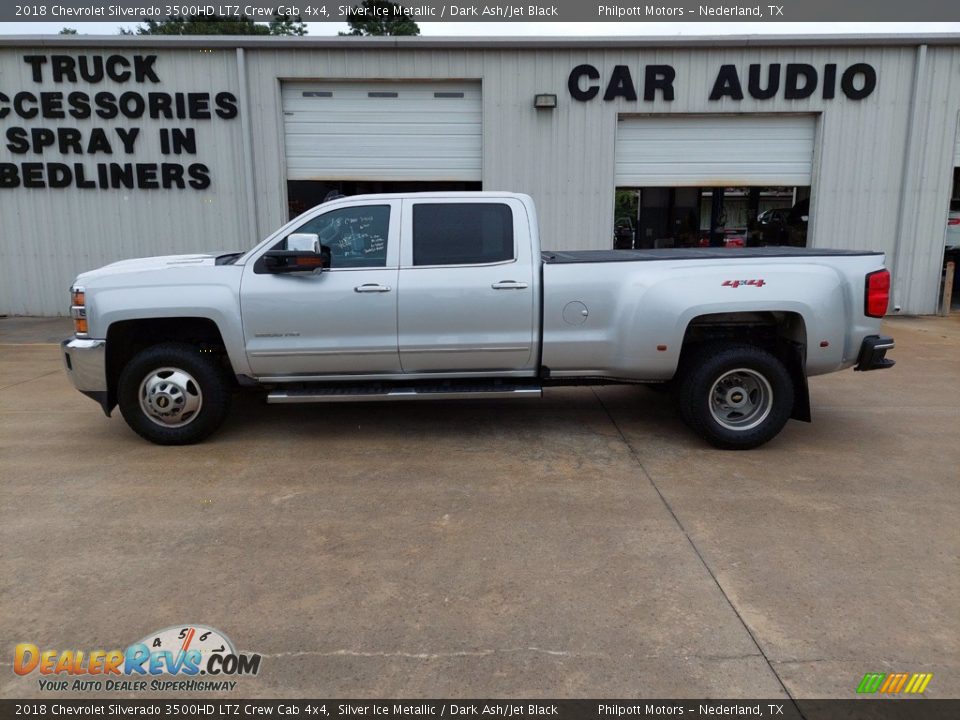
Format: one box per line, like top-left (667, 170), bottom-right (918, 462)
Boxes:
top-left (13, 624), bottom-right (261, 692)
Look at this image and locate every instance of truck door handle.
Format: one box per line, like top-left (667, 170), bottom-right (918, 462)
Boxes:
top-left (354, 283), bottom-right (391, 293)
top-left (491, 280), bottom-right (529, 290)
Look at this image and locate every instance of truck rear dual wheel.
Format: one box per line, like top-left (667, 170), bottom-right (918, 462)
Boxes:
top-left (117, 343), bottom-right (232, 445)
top-left (678, 344), bottom-right (794, 450)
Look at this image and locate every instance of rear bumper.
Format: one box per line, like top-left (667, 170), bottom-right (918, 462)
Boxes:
top-left (854, 335), bottom-right (895, 371)
top-left (61, 337), bottom-right (110, 411)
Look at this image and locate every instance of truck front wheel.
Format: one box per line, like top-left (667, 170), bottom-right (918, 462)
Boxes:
top-left (117, 343), bottom-right (232, 445)
top-left (678, 344), bottom-right (794, 450)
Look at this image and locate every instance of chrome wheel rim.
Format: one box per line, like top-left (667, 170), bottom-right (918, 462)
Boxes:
top-left (139, 367), bottom-right (203, 428)
top-left (708, 368), bottom-right (773, 432)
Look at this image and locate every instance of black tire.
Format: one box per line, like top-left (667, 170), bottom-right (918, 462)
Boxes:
top-left (118, 342), bottom-right (232, 445)
top-left (678, 344), bottom-right (793, 450)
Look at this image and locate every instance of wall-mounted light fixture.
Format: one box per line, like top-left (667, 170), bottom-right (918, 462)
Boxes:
top-left (533, 93), bottom-right (558, 109)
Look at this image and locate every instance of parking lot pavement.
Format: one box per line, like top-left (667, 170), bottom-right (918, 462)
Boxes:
top-left (1, 316), bottom-right (957, 699)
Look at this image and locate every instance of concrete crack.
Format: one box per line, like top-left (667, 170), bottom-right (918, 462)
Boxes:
top-left (591, 388), bottom-right (804, 716)
top-left (248, 647), bottom-right (603, 660)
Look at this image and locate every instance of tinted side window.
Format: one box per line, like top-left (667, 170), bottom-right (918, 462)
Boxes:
top-left (412, 203), bottom-right (514, 266)
top-left (282, 205), bottom-right (390, 268)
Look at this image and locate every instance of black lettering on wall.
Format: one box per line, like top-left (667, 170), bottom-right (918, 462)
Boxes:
top-left (6, 127), bottom-right (29, 154)
top-left (214, 92), bottom-right (238, 119)
top-left (748, 64), bottom-right (780, 99)
top-left (57, 129), bottom-right (83, 154)
top-left (31, 128), bottom-right (56, 153)
top-left (94, 92), bottom-right (118, 120)
top-left (67, 92), bottom-right (91, 119)
top-left (105, 56), bottom-right (132, 83)
top-left (709, 65), bottom-right (744, 100)
top-left (841, 63), bottom-right (877, 100)
top-left (822, 64), bottom-right (837, 99)
top-left (187, 93), bottom-right (211, 119)
top-left (159, 128), bottom-right (196, 155)
top-left (78, 56), bottom-right (105, 84)
top-left (134, 56), bottom-right (160, 83)
top-left (52, 56), bottom-right (77, 83)
top-left (22, 56), bottom-right (47, 83)
top-left (603, 65), bottom-right (638, 101)
top-left (785, 64), bottom-right (818, 100)
top-left (161, 163), bottom-right (186, 189)
top-left (40, 93), bottom-right (65, 119)
top-left (87, 128), bottom-right (112, 155)
top-left (643, 65), bottom-right (675, 101)
top-left (119, 92), bottom-right (146, 118)
top-left (188, 164), bottom-right (210, 190)
top-left (14, 92), bottom-right (38, 119)
top-left (0, 163), bottom-right (20, 187)
top-left (22, 162), bottom-right (44, 188)
top-left (568, 64), bottom-right (601, 101)
top-left (48, 163), bottom-right (72, 188)
top-left (115, 128), bottom-right (139, 154)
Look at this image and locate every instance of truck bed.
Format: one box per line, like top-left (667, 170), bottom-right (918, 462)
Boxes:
top-left (542, 247), bottom-right (884, 264)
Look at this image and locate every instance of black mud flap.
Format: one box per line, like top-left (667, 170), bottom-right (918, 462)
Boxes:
top-left (785, 343), bottom-right (811, 423)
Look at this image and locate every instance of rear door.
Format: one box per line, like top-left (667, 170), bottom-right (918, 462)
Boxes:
top-left (397, 198), bottom-right (536, 373)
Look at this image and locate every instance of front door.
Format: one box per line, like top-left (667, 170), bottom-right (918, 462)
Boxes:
top-left (241, 200), bottom-right (401, 377)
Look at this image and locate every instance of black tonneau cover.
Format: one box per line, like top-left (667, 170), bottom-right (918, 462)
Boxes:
top-left (542, 247), bottom-right (883, 264)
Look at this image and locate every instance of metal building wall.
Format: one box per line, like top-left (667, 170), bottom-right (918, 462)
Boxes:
top-left (890, 46), bottom-right (960, 313)
top-left (0, 45), bottom-right (246, 316)
top-left (241, 42), bottom-right (959, 314)
top-left (1, 37), bottom-right (958, 316)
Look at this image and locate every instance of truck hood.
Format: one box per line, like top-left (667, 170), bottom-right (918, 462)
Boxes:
top-left (76, 252), bottom-right (235, 283)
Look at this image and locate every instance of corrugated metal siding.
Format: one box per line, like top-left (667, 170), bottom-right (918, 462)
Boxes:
top-left (955, 112), bottom-right (960, 167)
top-left (614, 115), bottom-right (815, 186)
top-left (0, 46), bottom-right (245, 316)
top-left (281, 81), bottom-right (481, 181)
top-left (243, 43), bottom-right (958, 314)
top-left (891, 46), bottom-right (960, 313)
top-left (2, 41), bottom-right (960, 315)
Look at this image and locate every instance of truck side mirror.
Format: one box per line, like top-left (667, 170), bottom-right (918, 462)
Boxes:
top-left (286, 233), bottom-right (321, 252)
top-left (261, 244), bottom-right (331, 274)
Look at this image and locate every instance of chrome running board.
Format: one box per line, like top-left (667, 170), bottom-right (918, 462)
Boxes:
top-left (267, 383), bottom-right (542, 404)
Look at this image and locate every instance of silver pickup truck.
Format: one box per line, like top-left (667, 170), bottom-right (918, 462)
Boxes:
top-left (62, 192), bottom-right (894, 449)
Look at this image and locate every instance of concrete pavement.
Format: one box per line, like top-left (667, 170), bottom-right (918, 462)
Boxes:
top-left (0, 315), bottom-right (957, 699)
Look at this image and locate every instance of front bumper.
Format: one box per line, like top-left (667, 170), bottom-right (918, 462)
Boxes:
top-left (854, 335), bottom-right (895, 371)
top-left (61, 337), bottom-right (110, 412)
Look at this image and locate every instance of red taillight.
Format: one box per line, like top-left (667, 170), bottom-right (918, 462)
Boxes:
top-left (865, 269), bottom-right (890, 318)
top-left (948, 218), bottom-right (960, 226)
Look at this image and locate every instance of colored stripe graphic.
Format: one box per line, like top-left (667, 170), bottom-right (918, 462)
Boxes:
top-left (880, 673), bottom-right (909, 693)
top-left (857, 672), bottom-right (933, 694)
top-left (857, 673), bottom-right (886, 693)
top-left (904, 673), bottom-right (934, 694)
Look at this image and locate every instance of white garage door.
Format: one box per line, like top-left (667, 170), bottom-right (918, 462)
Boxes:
top-left (615, 115), bottom-right (816, 186)
top-left (282, 81), bottom-right (481, 182)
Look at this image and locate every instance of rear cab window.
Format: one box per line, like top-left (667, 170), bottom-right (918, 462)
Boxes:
top-left (412, 203), bottom-right (514, 266)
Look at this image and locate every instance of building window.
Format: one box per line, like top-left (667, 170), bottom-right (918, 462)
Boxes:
top-left (614, 186), bottom-right (811, 250)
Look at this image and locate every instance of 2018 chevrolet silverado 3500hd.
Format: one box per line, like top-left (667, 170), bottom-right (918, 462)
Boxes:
top-left (61, 192), bottom-right (895, 449)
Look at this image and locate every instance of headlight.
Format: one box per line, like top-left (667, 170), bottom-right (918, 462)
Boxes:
top-left (70, 286), bottom-right (88, 336)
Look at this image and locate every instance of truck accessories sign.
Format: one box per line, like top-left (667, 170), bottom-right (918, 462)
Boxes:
top-left (0, 54), bottom-right (239, 190)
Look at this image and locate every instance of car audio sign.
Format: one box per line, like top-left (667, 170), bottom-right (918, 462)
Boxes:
top-left (568, 62), bottom-right (877, 102)
top-left (0, 53), bottom-right (239, 190)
